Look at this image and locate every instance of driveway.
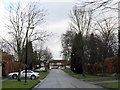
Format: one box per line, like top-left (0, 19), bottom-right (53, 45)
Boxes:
top-left (33, 69), bottom-right (108, 89)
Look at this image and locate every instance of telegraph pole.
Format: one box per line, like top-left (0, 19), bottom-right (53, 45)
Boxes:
top-left (118, 1), bottom-right (120, 82)
top-left (25, 27), bottom-right (29, 84)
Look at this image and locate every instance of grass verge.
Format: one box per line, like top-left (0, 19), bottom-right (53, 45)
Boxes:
top-left (88, 77), bottom-right (117, 81)
top-left (97, 82), bottom-right (120, 90)
top-left (63, 69), bottom-right (98, 79)
top-left (63, 69), bottom-right (117, 81)
top-left (39, 71), bottom-right (49, 80)
top-left (2, 70), bottom-right (49, 90)
top-left (2, 79), bottom-right (39, 90)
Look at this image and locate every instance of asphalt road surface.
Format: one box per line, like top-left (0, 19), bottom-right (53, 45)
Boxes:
top-left (33, 69), bottom-right (108, 89)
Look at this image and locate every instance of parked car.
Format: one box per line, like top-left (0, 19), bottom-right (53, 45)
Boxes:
top-left (8, 70), bottom-right (39, 80)
top-left (35, 67), bottom-right (46, 72)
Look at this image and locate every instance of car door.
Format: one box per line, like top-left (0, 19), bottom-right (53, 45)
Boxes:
top-left (21, 70), bottom-right (25, 78)
top-left (27, 70), bottom-right (33, 78)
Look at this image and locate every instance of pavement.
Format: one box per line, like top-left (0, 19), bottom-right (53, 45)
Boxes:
top-left (0, 76), bottom-right (9, 82)
top-left (33, 69), bottom-right (108, 89)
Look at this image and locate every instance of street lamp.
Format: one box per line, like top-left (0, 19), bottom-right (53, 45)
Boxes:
top-left (118, 1), bottom-right (120, 79)
top-left (25, 26), bottom-right (34, 84)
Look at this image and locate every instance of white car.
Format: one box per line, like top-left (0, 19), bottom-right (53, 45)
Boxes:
top-left (8, 70), bottom-right (40, 80)
top-left (35, 67), bottom-right (46, 72)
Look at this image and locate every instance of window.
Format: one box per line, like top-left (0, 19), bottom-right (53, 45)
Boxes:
top-left (22, 70), bottom-right (33, 73)
top-left (27, 70), bottom-right (33, 73)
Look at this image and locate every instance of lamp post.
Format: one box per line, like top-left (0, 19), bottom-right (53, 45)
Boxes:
top-left (118, 1), bottom-right (120, 80)
top-left (25, 26), bottom-right (34, 84)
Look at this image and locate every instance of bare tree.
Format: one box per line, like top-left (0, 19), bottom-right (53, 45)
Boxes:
top-left (69, 6), bottom-right (93, 37)
top-left (2, 1), bottom-right (49, 81)
top-left (68, 5), bottom-right (93, 75)
top-left (61, 30), bottom-right (75, 61)
top-left (78, 0), bottom-right (119, 12)
top-left (37, 47), bottom-right (52, 70)
top-left (95, 16), bottom-right (118, 58)
top-left (77, 0), bottom-right (119, 57)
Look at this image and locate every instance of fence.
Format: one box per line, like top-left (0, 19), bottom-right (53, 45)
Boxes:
top-left (2, 60), bottom-right (25, 76)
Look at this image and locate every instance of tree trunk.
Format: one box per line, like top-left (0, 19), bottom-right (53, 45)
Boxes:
top-left (17, 63), bottom-right (21, 81)
top-left (17, 52), bottom-right (22, 82)
top-left (82, 64), bottom-right (85, 77)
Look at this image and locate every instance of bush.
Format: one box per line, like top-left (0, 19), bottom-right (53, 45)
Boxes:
top-left (104, 56), bottom-right (118, 73)
top-left (85, 56), bottom-right (119, 74)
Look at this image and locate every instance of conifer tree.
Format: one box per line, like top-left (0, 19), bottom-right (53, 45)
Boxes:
top-left (71, 32), bottom-right (84, 74)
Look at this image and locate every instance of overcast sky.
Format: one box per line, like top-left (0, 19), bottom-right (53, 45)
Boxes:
top-left (0, 0), bottom-right (76, 59)
top-left (0, 0), bottom-right (118, 59)
top-left (41, 2), bottom-right (75, 59)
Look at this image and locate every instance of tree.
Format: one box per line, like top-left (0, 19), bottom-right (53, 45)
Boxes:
top-left (71, 32), bottom-right (84, 74)
top-left (27, 41), bottom-right (33, 70)
top-left (95, 17), bottom-right (117, 58)
top-left (67, 0), bottom-right (119, 75)
top-left (22, 41), bottom-right (34, 70)
top-left (69, 5), bottom-right (93, 75)
top-left (78, 0), bottom-right (118, 14)
top-left (69, 6), bottom-right (93, 36)
top-left (61, 30), bottom-right (75, 61)
top-left (118, 2), bottom-right (120, 77)
top-left (89, 33), bottom-right (97, 64)
top-left (78, 0), bottom-right (119, 56)
top-left (40, 47), bottom-right (53, 70)
top-left (84, 16), bottom-right (117, 65)
top-left (2, 1), bottom-right (48, 81)
top-left (84, 33), bottom-right (107, 64)
top-left (32, 51), bottom-right (39, 69)
top-left (78, 0), bottom-right (119, 58)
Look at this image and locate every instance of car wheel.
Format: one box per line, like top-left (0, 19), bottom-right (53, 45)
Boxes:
top-left (12, 74), bottom-right (17, 79)
top-left (31, 75), bottom-right (36, 80)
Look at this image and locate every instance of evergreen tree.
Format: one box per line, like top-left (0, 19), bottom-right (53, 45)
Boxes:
top-left (22, 41), bottom-right (33, 70)
top-left (27, 41), bottom-right (33, 70)
top-left (32, 51), bottom-right (39, 68)
top-left (89, 33), bottom-right (97, 64)
top-left (71, 32), bottom-right (84, 74)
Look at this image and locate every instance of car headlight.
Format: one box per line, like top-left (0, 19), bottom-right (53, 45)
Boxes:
top-left (8, 73), bottom-right (13, 77)
top-left (8, 73), bottom-right (12, 76)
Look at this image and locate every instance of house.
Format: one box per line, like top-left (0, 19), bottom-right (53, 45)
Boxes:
top-left (49, 58), bottom-right (68, 69)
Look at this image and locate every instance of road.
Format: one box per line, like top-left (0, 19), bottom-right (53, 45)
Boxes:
top-left (33, 69), bottom-right (108, 89)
